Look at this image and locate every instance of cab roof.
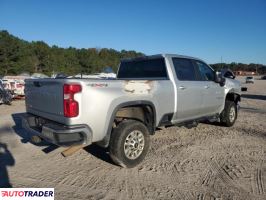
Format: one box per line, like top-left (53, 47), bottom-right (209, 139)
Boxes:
top-left (121, 54), bottom-right (205, 63)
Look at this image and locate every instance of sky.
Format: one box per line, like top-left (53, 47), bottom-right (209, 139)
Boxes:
top-left (0, 0), bottom-right (266, 64)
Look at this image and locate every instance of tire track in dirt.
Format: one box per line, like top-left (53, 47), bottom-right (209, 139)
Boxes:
top-left (201, 169), bottom-right (214, 187)
top-left (123, 169), bottom-right (143, 200)
top-left (208, 160), bottom-right (251, 199)
top-left (81, 165), bottom-right (116, 188)
top-left (197, 164), bottom-right (223, 200)
top-left (167, 159), bottom-right (195, 199)
top-left (196, 157), bottom-right (255, 200)
top-left (252, 167), bottom-right (265, 195)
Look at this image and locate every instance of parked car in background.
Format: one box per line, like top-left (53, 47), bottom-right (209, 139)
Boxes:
top-left (245, 76), bottom-right (254, 84)
top-left (0, 80), bottom-right (12, 105)
top-left (70, 72), bottom-right (116, 79)
top-left (2, 79), bottom-right (25, 96)
top-left (261, 75), bottom-right (266, 80)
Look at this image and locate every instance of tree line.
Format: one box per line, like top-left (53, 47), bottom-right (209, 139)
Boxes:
top-left (0, 30), bottom-right (143, 76)
top-left (210, 63), bottom-right (266, 74)
top-left (0, 30), bottom-right (265, 76)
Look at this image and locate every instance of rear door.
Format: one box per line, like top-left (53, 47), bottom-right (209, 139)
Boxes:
top-left (172, 57), bottom-right (205, 121)
top-left (193, 60), bottom-right (224, 115)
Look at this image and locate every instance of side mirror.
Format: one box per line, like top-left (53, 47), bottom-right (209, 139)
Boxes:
top-left (227, 75), bottom-right (235, 79)
top-left (215, 71), bottom-right (226, 86)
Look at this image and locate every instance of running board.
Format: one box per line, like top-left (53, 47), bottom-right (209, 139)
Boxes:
top-left (166, 114), bottom-right (220, 129)
top-left (184, 121), bottom-right (198, 129)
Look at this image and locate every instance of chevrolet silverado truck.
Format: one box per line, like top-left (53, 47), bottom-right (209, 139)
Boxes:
top-left (22, 54), bottom-right (241, 168)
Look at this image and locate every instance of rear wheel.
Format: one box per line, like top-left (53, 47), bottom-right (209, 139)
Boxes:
top-left (109, 120), bottom-right (150, 168)
top-left (220, 100), bottom-right (237, 127)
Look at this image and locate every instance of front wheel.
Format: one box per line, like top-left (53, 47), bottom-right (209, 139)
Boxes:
top-left (109, 120), bottom-right (150, 168)
top-left (220, 100), bottom-right (237, 127)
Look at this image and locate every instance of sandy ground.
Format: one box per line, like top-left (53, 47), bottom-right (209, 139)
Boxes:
top-left (0, 77), bottom-right (266, 200)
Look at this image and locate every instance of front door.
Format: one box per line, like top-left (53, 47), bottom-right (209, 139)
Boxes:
top-left (193, 60), bottom-right (224, 116)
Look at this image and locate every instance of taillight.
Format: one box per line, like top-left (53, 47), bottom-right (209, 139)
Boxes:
top-left (63, 84), bottom-right (82, 117)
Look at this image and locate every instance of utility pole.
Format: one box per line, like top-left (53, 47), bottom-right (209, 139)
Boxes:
top-left (220, 56), bottom-right (223, 70)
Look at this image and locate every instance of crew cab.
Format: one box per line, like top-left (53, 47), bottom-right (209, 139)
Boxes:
top-left (22, 54), bottom-right (241, 167)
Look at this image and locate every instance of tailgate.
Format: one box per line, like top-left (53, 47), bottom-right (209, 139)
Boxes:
top-left (25, 79), bottom-right (64, 122)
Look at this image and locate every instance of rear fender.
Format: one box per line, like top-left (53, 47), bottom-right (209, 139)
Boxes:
top-left (97, 101), bottom-right (156, 148)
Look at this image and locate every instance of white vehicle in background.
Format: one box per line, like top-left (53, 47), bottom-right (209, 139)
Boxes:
top-left (2, 78), bottom-right (25, 96)
top-left (245, 76), bottom-right (254, 84)
top-left (70, 72), bottom-right (116, 79)
top-left (69, 67), bottom-right (117, 79)
top-left (2, 73), bottom-right (52, 97)
top-left (0, 79), bottom-right (12, 105)
top-left (31, 73), bottom-right (49, 79)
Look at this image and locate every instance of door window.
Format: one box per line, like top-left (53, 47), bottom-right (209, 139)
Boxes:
top-left (172, 58), bottom-right (197, 81)
top-left (195, 61), bottom-right (215, 81)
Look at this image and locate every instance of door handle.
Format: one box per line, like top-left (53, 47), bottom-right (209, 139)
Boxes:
top-left (204, 85), bottom-right (210, 89)
top-left (179, 86), bottom-right (186, 90)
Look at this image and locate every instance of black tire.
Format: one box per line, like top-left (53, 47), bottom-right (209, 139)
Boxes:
top-left (220, 100), bottom-right (237, 127)
top-left (109, 120), bottom-right (150, 168)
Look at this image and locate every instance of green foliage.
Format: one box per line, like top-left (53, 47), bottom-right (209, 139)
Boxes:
top-left (0, 30), bottom-right (265, 76)
top-left (0, 30), bottom-right (143, 76)
top-left (210, 63), bottom-right (266, 74)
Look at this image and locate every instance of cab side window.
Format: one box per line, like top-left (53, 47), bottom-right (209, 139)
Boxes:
top-left (172, 58), bottom-right (197, 81)
top-left (195, 61), bottom-right (215, 81)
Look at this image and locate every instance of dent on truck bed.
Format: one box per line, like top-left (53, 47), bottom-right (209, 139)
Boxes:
top-left (124, 80), bottom-right (154, 94)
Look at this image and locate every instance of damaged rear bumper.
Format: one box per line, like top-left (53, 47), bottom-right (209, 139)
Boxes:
top-left (22, 113), bottom-right (92, 147)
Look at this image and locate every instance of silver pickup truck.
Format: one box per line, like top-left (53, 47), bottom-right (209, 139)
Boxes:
top-left (22, 54), bottom-right (241, 168)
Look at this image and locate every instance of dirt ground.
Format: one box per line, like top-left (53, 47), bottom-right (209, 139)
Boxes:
top-left (0, 77), bottom-right (266, 200)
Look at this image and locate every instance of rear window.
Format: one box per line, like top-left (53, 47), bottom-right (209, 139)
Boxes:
top-left (117, 58), bottom-right (168, 79)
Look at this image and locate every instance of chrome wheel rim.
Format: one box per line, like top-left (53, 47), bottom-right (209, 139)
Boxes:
top-left (124, 130), bottom-right (145, 160)
top-left (229, 106), bottom-right (236, 122)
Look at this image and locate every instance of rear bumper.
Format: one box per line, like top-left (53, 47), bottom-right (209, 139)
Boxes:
top-left (22, 113), bottom-right (92, 147)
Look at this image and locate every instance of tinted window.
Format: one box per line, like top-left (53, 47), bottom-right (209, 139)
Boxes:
top-left (172, 58), bottom-right (197, 81)
top-left (196, 61), bottom-right (215, 81)
top-left (117, 58), bottom-right (167, 79)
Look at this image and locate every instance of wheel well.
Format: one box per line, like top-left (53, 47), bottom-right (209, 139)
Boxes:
top-left (114, 105), bottom-right (155, 135)
top-left (225, 93), bottom-right (241, 104)
top-left (96, 102), bottom-right (156, 148)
